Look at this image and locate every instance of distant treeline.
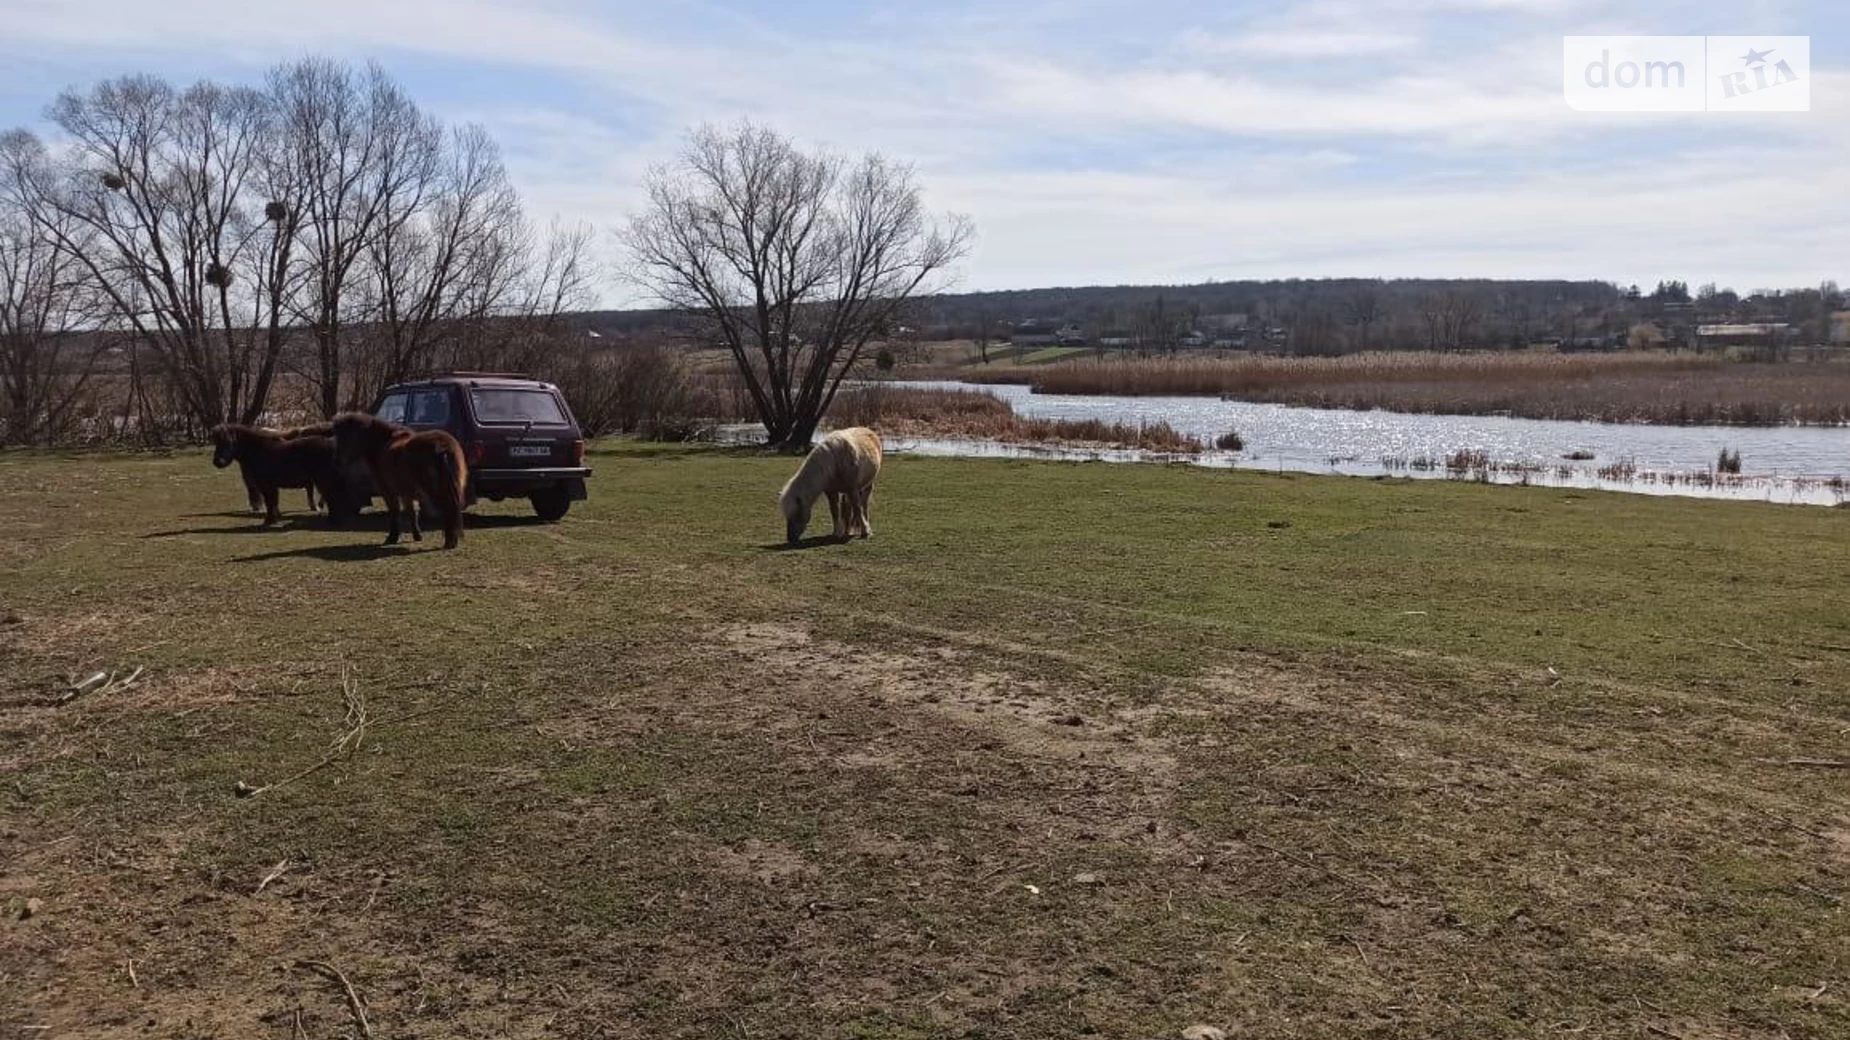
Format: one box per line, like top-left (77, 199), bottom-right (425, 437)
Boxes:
top-left (580, 277), bottom-right (1847, 355)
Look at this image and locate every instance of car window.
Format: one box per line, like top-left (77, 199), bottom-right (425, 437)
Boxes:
top-left (376, 393), bottom-right (409, 424)
top-left (470, 388), bottom-right (568, 425)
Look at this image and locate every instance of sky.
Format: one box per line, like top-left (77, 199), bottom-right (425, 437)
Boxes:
top-left (1, 0), bottom-right (1842, 303)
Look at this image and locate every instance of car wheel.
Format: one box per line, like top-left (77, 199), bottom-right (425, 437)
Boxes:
top-left (530, 486), bottom-right (571, 522)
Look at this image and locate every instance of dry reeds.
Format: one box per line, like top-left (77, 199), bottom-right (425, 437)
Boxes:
top-left (546, 344), bottom-right (752, 440)
top-left (830, 385), bottom-right (1202, 453)
top-left (965, 352), bottom-right (1850, 426)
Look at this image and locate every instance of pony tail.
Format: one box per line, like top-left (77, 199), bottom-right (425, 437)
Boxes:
top-left (441, 441), bottom-right (468, 544)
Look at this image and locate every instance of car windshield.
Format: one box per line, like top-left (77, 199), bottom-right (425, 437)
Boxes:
top-left (376, 393), bottom-right (409, 424)
top-left (471, 388), bottom-right (568, 425)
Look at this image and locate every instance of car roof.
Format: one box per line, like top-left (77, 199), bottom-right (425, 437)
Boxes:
top-left (384, 374), bottom-right (560, 392)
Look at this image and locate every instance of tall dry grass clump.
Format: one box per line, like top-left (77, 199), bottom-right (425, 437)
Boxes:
top-left (829, 385), bottom-right (1201, 452)
top-left (964, 352), bottom-right (1850, 426)
top-left (546, 344), bottom-right (752, 440)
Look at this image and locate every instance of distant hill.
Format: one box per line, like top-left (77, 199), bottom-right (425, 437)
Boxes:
top-left (570, 276), bottom-right (1839, 353)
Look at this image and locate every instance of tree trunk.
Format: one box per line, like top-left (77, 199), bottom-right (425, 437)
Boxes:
top-left (776, 417), bottom-right (819, 451)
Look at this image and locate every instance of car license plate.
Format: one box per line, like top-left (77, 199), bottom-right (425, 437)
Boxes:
top-left (509, 445), bottom-right (550, 458)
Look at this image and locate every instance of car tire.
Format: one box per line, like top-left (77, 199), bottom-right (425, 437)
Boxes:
top-left (530, 486), bottom-right (571, 522)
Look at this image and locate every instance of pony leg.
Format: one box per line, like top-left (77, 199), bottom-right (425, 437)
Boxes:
top-left (856, 484), bottom-right (874, 538)
top-left (828, 492), bottom-right (847, 540)
top-left (262, 487), bottom-right (282, 527)
top-left (434, 481), bottom-right (463, 550)
top-left (245, 477), bottom-right (262, 514)
top-left (437, 498), bottom-right (460, 550)
top-left (305, 484), bottom-right (318, 512)
top-left (382, 492), bottom-right (403, 545)
top-left (408, 493), bottom-right (424, 542)
top-left (318, 479), bottom-right (343, 527)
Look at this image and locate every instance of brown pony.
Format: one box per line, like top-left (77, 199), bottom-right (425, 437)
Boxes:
top-left (210, 424), bottom-right (345, 527)
top-left (242, 422), bottom-right (335, 514)
top-left (330, 412), bottom-right (468, 550)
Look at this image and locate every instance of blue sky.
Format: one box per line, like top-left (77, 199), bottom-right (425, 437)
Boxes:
top-left (1, 0), bottom-right (1842, 301)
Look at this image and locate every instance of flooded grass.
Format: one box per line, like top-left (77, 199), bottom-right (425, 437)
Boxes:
top-left (956, 351), bottom-right (1850, 426)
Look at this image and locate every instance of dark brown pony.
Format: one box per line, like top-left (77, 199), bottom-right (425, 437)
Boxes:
top-left (331, 412), bottom-right (468, 550)
top-left (241, 422), bottom-right (334, 514)
top-left (210, 424), bottom-right (345, 527)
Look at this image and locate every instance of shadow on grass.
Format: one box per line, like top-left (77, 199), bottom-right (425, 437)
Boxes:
top-left (145, 518), bottom-right (333, 537)
top-left (231, 542), bottom-right (421, 563)
top-left (759, 535), bottom-right (850, 552)
top-left (153, 510), bottom-right (552, 539)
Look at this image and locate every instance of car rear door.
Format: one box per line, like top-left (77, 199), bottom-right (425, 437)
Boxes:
top-left (465, 385), bottom-right (577, 469)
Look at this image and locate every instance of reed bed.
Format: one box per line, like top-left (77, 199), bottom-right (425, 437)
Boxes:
top-left (963, 352), bottom-right (1850, 426)
top-left (830, 385), bottom-right (1202, 453)
top-left (1375, 450), bottom-right (1849, 500)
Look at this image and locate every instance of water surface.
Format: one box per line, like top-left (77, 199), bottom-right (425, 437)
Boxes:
top-left (880, 381), bottom-right (1850, 506)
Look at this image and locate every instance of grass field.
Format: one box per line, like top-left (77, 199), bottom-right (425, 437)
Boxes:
top-left (5, 443), bottom-right (1850, 1039)
top-left (1011, 346), bottom-right (1096, 365)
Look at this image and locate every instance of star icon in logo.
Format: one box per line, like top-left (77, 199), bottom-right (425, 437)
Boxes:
top-left (1740, 47), bottom-right (1774, 66)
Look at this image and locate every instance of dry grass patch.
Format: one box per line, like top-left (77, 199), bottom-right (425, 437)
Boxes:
top-left (966, 351), bottom-right (1850, 425)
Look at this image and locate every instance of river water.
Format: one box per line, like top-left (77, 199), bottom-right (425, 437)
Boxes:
top-left (873, 380), bottom-right (1850, 506)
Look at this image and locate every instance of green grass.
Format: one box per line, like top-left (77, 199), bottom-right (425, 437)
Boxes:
top-left (4, 442), bottom-right (1849, 1038)
top-left (1012, 345), bottom-right (1093, 365)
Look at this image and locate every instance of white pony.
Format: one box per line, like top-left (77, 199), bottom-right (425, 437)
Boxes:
top-left (779, 427), bottom-right (884, 544)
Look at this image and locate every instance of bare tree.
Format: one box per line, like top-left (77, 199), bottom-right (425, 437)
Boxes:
top-left (1290, 307), bottom-right (1339, 356)
top-left (1343, 288), bottom-right (1380, 350)
top-left (268, 58), bottom-right (441, 417)
top-left (1134, 294), bottom-right (1186, 356)
top-left (1494, 291), bottom-right (1534, 349)
top-left (29, 76), bottom-right (293, 429)
top-left (622, 122), bottom-right (970, 447)
top-left (347, 123), bottom-right (530, 406)
top-left (1420, 290), bottom-right (1484, 351)
top-left (440, 219), bottom-right (599, 376)
top-left (1449, 291), bottom-right (1484, 349)
top-left (0, 132), bottom-right (110, 444)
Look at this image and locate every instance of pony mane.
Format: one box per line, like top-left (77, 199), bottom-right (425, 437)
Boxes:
top-left (333, 411), bottom-right (388, 430)
top-left (779, 450), bottom-right (824, 512)
top-left (214, 423), bottom-right (280, 445)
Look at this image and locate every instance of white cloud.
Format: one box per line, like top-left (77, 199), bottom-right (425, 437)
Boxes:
top-left (1177, 28), bottom-right (1419, 58)
top-left (990, 62), bottom-right (1581, 144)
top-left (1, 0), bottom-right (1843, 296)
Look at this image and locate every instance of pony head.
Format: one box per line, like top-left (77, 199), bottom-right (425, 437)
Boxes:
top-left (780, 488), bottom-right (811, 545)
top-left (208, 425), bottom-right (239, 468)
